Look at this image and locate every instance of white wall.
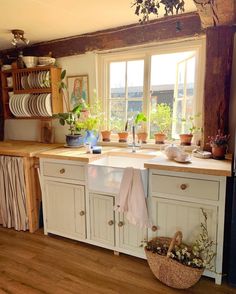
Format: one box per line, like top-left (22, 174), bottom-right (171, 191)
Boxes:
top-left (4, 52), bottom-right (98, 143)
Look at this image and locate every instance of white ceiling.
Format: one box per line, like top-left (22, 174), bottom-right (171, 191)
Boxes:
top-left (0, 0), bottom-right (197, 51)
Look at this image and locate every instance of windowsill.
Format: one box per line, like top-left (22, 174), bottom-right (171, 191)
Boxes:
top-left (98, 140), bottom-right (199, 152)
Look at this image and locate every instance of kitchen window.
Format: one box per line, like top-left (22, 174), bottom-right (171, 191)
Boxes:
top-left (98, 38), bottom-right (205, 142)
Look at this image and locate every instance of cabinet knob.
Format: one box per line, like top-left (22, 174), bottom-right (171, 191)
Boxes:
top-left (118, 221), bottom-right (124, 227)
top-left (79, 211), bottom-right (85, 216)
top-left (180, 184), bottom-right (187, 190)
top-left (151, 225), bottom-right (158, 232)
top-left (108, 220), bottom-right (114, 226)
top-left (59, 168), bottom-right (65, 174)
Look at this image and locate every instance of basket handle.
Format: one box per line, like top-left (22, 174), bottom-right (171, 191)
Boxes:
top-left (167, 231), bottom-right (183, 258)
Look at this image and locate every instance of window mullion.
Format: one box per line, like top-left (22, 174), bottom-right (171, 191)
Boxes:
top-left (144, 54), bottom-right (151, 137)
top-left (125, 61), bottom-right (128, 123)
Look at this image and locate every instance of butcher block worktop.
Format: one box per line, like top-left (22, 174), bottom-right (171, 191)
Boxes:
top-left (0, 141), bottom-right (61, 157)
top-left (144, 153), bottom-right (232, 177)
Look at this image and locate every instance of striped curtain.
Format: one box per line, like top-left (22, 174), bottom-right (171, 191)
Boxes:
top-left (0, 156), bottom-right (28, 231)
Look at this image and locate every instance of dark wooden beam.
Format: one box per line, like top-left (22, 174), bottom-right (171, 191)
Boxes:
top-left (203, 25), bottom-right (235, 149)
top-left (0, 12), bottom-right (202, 60)
top-left (193, 0), bottom-right (235, 28)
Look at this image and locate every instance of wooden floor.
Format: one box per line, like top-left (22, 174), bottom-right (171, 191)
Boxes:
top-left (0, 228), bottom-right (236, 294)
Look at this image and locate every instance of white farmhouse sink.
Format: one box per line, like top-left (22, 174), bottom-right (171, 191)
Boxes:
top-left (88, 155), bottom-right (154, 195)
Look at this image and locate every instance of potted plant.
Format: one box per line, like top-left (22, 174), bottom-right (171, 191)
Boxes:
top-left (208, 130), bottom-right (230, 160)
top-left (150, 103), bottom-right (172, 144)
top-left (180, 114), bottom-right (202, 146)
top-left (53, 69), bottom-right (87, 146)
top-left (115, 120), bottom-right (129, 143)
top-left (135, 112), bottom-right (148, 143)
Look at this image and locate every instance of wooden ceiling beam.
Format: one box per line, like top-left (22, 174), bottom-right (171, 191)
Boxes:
top-left (193, 0), bottom-right (235, 28)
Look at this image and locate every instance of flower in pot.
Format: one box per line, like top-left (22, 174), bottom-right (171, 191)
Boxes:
top-left (208, 130), bottom-right (230, 160)
top-left (150, 103), bottom-right (172, 144)
top-left (135, 112), bottom-right (148, 144)
top-left (180, 114), bottom-right (202, 146)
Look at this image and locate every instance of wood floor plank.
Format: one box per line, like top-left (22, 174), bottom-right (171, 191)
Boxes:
top-left (0, 227), bottom-right (236, 294)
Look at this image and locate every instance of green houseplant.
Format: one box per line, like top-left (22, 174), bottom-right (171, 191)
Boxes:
top-left (150, 103), bottom-right (172, 144)
top-left (53, 69), bottom-right (87, 146)
top-left (180, 114), bottom-right (202, 146)
top-left (135, 112), bottom-right (148, 143)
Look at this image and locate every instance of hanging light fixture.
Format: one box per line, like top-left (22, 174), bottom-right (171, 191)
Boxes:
top-left (11, 29), bottom-right (30, 46)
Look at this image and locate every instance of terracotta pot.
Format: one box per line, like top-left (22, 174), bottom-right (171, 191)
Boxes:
top-left (179, 134), bottom-right (193, 146)
top-left (101, 130), bottom-right (111, 142)
top-left (211, 146), bottom-right (227, 160)
top-left (137, 132), bottom-right (148, 144)
top-left (154, 133), bottom-right (166, 144)
top-left (118, 132), bottom-right (129, 143)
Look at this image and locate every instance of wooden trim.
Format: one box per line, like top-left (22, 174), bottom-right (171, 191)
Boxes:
top-left (23, 157), bottom-right (41, 232)
top-left (203, 26), bottom-right (235, 149)
top-left (0, 13), bottom-right (202, 59)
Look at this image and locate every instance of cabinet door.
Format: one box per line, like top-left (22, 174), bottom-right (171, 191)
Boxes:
top-left (118, 213), bottom-right (148, 255)
top-left (89, 193), bottom-right (115, 246)
top-left (45, 181), bottom-right (86, 239)
top-left (151, 197), bottom-right (217, 245)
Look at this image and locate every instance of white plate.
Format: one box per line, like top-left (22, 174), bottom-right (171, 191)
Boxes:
top-left (174, 157), bottom-right (192, 163)
top-left (9, 95), bottom-right (16, 116)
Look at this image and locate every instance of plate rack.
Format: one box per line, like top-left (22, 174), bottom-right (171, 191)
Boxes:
top-left (1, 66), bottom-right (63, 119)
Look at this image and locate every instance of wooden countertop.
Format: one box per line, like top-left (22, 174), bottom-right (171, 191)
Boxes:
top-left (37, 146), bottom-right (120, 162)
top-left (38, 146), bottom-right (232, 177)
top-left (0, 141), bottom-right (61, 157)
top-left (144, 152), bottom-right (232, 177)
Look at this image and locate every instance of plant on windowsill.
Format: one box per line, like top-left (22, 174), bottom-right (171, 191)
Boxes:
top-left (150, 103), bottom-right (172, 144)
top-left (135, 112), bottom-right (148, 144)
top-left (208, 130), bottom-right (230, 160)
top-left (111, 119), bottom-right (129, 143)
top-left (179, 114), bottom-right (202, 146)
top-left (53, 69), bottom-right (88, 147)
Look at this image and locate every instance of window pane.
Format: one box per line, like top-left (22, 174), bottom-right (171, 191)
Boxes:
top-left (186, 57), bottom-right (195, 96)
top-left (127, 101), bottom-right (143, 120)
top-left (109, 100), bottom-right (126, 132)
top-left (177, 62), bottom-right (185, 98)
top-left (127, 60), bottom-right (144, 99)
top-left (110, 62), bottom-right (125, 98)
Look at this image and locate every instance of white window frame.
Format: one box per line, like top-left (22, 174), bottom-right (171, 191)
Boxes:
top-left (97, 37), bottom-right (206, 141)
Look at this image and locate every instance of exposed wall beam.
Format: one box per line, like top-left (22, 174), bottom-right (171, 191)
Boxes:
top-left (203, 26), bottom-right (235, 149)
top-left (193, 0), bottom-right (235, 28)
top-left (0, 12), bottom-right (202, 59)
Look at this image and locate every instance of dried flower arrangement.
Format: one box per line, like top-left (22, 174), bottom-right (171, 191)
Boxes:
top-left (208, 130), bottom-right (230, 147)
top-left (145, 208), bottom-right (215, 270)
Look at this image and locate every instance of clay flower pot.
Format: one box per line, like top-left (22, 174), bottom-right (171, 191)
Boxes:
top-left (211, 145), bottom-right (227, 160)
top-left (154, 133), bottom-right (166, 144)
top-left (101, 130), bottom-right (111, 142)
top-left (137, 132), bottom-right (148, 144)
top-left (118, 132), bottom-right (129, 143)
top-left (179, 134), bottom-right (193, 146)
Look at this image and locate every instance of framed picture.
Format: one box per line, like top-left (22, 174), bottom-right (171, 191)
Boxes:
top-left (67, 75), bottom-right (89, 109)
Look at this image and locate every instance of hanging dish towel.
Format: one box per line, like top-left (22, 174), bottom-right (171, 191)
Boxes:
top-left (116, 167), bottom-right (151, 229)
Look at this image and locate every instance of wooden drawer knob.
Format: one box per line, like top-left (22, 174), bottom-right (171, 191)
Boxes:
top-left (180, 184), bottom-right (187, 190)
top-left (118, 221), bottom-right (124, 227)
top-left (79, 211), bottom-right (85, 216)
top-left (108, 220), bottom-right (114, 226)
top-left (60, 168), bottom-right (65, 174)
top-left (151, 225), bottom-right (158, 232)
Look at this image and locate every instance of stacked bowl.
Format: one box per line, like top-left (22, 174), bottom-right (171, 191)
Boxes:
top-left (22, 56), bottom-right (38, 68)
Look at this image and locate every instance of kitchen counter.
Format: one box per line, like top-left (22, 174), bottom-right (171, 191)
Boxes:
top-left (0, 141), bottom-right (61, 157)
top-left (144, 153), bottom-right (232, 177)
top-left (37, 145), bottom-right (232, 177)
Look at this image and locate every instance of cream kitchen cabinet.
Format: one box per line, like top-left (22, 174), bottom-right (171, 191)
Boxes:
top-left (44, 181), bottom-right (86, 239)
top-left (148, 169), bottom-right (227, 285)
top-left (89, 193), bottom-right (115, 246)
top-left (40, 159), bottom-right (87, 241)
top-left (89, 192), bottom-right (147, 257)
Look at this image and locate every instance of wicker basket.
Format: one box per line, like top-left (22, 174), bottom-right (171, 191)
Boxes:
top-left (145, 231), bottom-right (204, 289)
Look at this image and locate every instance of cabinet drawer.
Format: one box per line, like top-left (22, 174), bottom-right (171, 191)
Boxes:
top-left (43, 162), bottom-right (85, 181)
top-left (151, 174), bottom-right (219, 201)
